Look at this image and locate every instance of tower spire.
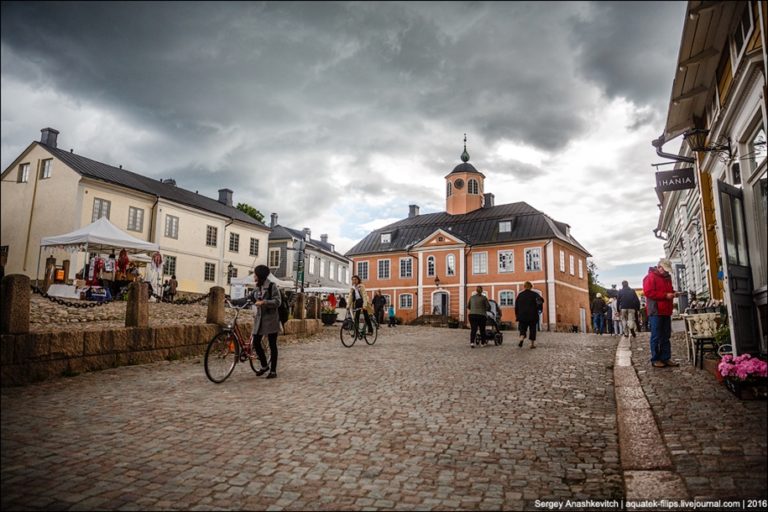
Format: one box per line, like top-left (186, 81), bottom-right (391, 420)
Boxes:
top-left (461, 133), bottom-right (470, 163)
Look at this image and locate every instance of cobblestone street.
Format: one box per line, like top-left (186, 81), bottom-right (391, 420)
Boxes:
top-left (2, 326), bottom-right (766, 511)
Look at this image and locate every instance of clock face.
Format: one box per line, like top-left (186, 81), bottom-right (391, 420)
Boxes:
top-left (454, 178), bottom-right (464, 190)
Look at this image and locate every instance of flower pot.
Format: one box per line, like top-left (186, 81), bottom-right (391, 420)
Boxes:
top-left (320, 312), bottom-right (338, 326)
top-left (702, 357), bottom-right (722, 381)
top-left (724, 378), bottom-right (768, 400)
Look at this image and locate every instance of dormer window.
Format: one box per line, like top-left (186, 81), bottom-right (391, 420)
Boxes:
top-left (499, 221), bottom-right (511, 233)
top-left (468, 178), bottom-right (479, 194)
top-left (381, 233), bottom-right (391, 244)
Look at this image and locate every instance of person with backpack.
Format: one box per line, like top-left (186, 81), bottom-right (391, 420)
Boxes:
top-left (232, 265), bottom-right (282, 379)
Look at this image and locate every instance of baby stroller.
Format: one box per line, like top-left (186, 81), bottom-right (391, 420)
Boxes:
top-left (477, 299), bottom-right (504, 346)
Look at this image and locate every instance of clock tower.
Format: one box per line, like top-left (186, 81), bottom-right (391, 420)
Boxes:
top-left (445, 135), bottom-right (485, 215)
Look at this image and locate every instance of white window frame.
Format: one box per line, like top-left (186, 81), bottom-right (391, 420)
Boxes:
top-left (92, 198), bottom-right (111, 222)
top-left (446, 181), bottom-right (452, 197)
top-left (330, 261), bottom-right (336, 281)
top-left (378, 259), bottom-right (390, 280)
top-left (229, 232), bottom-right (240, 253)
top-left (427, 256), bottom-right (436, 277)
top-left (472, 252), bottom-right (488, 274)
top-left (357, 261), bottom-right (369, 281)
top-left (269, 248), bottom-right (280, 268)
top-left (468, 178), bottom-right (479, 194)
top-left (524, 247), bottom-right (541, 271)
top-left (499, 221), bottom-right (511, 233)
top-left (400, 257), bottom-right (412, 278)
top-left (382, 294), bottom-right (392, 306)
top-left (127, 206), bottom-right (144, 232)
top-left (206, 225), bottom-right (218, 247)
top-left (446, 254), bottom-right (456, 276)
top-left (40, 159), bottom-right (52, 179)
top-left (399, 293), bottom-right (413, 309)
top-left (249, 238), bottom-right (259, 256)
top-left (341, 266), bottom-right (347, 284)
top-left (319, 258), bottom-right (325, 278)
top-left (309, 255), bottom-right (316, 275)
top-left (578, 259), bottom-right (584, 279)
top-left (163, 255), bottom-right (176, 276)
top-left (337, 264), bottom-right (342, 282)
top-left (498, 250), bottom-right (514, 273)
top-left (559, 250), bottom-right (565, 272)
top-left (204, 262), bottom-right (216, 282)
top-left (18, 163), bottom-right (29, 183)
top-left (499, 290), bottom-right (515, 307)
top-left (569, 255), bottom-right (575, 275)
top-left (730, 3), bottom-right (754, 67)
top-left (165, 215), bottom-right (179, 239)
top-left (381, 233), bottom-right (391, 244)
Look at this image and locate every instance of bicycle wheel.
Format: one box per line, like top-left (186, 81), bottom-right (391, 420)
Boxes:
top-left (248, 337), bottom-right (271, 373)
top-left (365, 318), bottom-right (378, 345)
top-left (340, 318), bottom-right (357, 347)
top-left (204, 332), bottom-right (238, 383)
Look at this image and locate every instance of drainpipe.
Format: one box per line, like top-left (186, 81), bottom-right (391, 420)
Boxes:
top-left (463, 245), bottom-right (472, 324)
top-left (148, 195), bottom-right (160, 243)
top-left (24, 159), bottom-right (42, 273)
top-left (405, 243), bottom-right (420, 317)
top-left (651, 135), bottom-right (694, 164)
top-left (220, 218), bottom-right (234, 287)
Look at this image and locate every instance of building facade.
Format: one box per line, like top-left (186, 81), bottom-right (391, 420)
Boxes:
top-left (653, 1), bottom-right (766, 354)
top-left (267, 214), bottom-right (351, 291)
top-left (1, 128), bottom-right (270, 294)
top-left (346, 143), bottom-right (591, 330)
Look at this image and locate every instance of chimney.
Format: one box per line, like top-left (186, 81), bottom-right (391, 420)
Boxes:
top-left (483, 193), bottom-right (495, 208)
top-left (303, 227), bottom-right (311, 241)
top-left (408, 204), bottom-right (420, 218)
top-left (161, 178), bottom-right (176, 186)
top-left (218, 188), bottom-right (233, 207)
top-left (320, 234), bottom-right (328, 244)
top-left (270, 213), bottom-right (278, 228)
top-left (40, 127), bottom-right (59, 148)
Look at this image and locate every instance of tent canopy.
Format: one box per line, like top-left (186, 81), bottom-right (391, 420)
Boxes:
top-left (304, 286), bottom-right (349, 295)
top-left (40, 217), bottom-right (159, 253)
top-left (230, 273), bottom-right (295, 289)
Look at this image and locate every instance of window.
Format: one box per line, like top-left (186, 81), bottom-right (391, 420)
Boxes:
top-left (446, 254), bottom-right (456, 276)
top-left (472, 252), bottom-right (488, 274)
top-left (498, 250), bottom-right (514, 273)
top-left (499, 221), bottom-right (511, 233)
top-left (382, 294), bottom-right (392, 307)
top-left (249, 238), bottom-right (259, 256)
top-left (559, 250), bottom-right (565, 272)
top-left (357, 261), bottom-right (369, 280)
top-left (378, 259), bottom-right (390, 279)
top-left (127, 207), bottom-right (144, 232)
top-left (499, 291), bottom-right (515, 307)
top-left (525, 248), bottom-right (541, 271)
top-left (91, 198), bottom-right (111, 222)
top-left (330, 262), bottom-right (336, 281)
top-left (309, 255), bottom-right (316, 274)
top-left (206, 226), bottom-right (218, 247)
top-left (337, 265), bottom-right (342, 282)
top-left (446, 181), bottom-right (452, 197)
top-left (204, 262), bottom-right (216, 282)
top-left (381, 233), bottom-right (391, 244)
top-left (400, 258), bottom-right (412, 278)
top-left (40, 159), bottom-right (52, 179)
top-left (164, 255), bottom-right (177, 276)
top-left (319, 258), bottom-right (325, 278)
top-left (269, 248), bottom-right (280, 268)
top-left (229, 233), bottom-right (240, 253)
top-left (579, 259), bottom-right (584, 279)
top-left (731, 3), bottom-right (753, 63)
top-left (165, 215), bottom-right (179, 239)
top-left (569, 255), bottom-right (575, 275)
top-left (341, 267), bottom-right (347, 284)
top-left (468, 178), bottom-right (479, 194)
top-left (427, 256), bottom-right (435, 277)
top-left (17, 163), bottom-right (29, 183)
top-left (399, 294), bottom-right (413, 309)
top-left (748, 126), bottom-right (766, 172)
top-left (227, 267), bottom-right (238, 285)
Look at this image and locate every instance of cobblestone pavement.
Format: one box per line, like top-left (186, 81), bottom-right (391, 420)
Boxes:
top-left (2, 327), bottom-right (623, 511)
top-left (629, 332), bottom-right (768, 501)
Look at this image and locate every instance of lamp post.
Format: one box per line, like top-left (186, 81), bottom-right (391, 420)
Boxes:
top-left (683, 128), bottom-right (732, 160)
top-left (227, 262), bottom-right (234, 296)
top-left (434, 275), bottom-right (441, 289)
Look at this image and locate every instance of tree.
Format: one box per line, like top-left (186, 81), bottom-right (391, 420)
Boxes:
top-left (587, 261), bottom-right (606, 301)
top-left (236, 202), bottom-right (264, 223)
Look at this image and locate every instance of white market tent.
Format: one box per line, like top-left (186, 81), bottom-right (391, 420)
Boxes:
top-left (304, 286), bottom-right (349, 295)
top-left (230, 274), bottom-right (295, 289)
top-left (38, 217), bottom-right (159, 280)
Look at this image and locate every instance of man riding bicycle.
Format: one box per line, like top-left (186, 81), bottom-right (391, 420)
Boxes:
top-left (347, 275), bottom-right (374, 335)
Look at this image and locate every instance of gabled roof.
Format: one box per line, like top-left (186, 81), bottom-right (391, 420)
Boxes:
top-left (345, 202), bottom-right (590, 257)
top-left (269, 225), bottom-right (349, 261)
top-left (38, 142), bottom-right (268, 229)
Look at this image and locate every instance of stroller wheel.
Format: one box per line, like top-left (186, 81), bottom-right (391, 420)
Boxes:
top-left (495, 333), bottom-right (503, 345)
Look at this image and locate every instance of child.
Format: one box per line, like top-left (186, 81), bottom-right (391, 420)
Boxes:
top-left (388, 304), bottom-right (396, 327)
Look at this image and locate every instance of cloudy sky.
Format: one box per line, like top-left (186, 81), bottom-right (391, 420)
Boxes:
top-left (1, 1), bottom-right (687, 287)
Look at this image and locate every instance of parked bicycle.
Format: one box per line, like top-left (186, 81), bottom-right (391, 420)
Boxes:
top-left (340, 308), bottom-right (378, 347)
top-left (204, 300), bottom-right (270, 383)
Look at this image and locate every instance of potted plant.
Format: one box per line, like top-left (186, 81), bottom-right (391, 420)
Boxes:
top-left (320, 304), bottom-right (338, 326)
top-left (447, 316), bottom-right (460, 329)
top-left (718, 354), bottom-right (768, 400)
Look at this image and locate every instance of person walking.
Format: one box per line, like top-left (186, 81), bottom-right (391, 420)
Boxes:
top-left (617, 280), bottom-right (640, 338)
top-left (516, 281), bottom-right (542, 349)
top-left (467, 286), bottom-right (490, 347)
top-left (642, 258), bottom-right (680, 368)
top-left (609, 297), bottom-right (623, 336)
top-left (591, 293), bottom-right (607, 335)
top-left (387, 303), bottom-right (396, 327)
top-left (168, 274), bottom-right (178, 303)
top-left (372, 290), bottom-right (387, 325)
top-left (232, 265), bottom-right (282, 379)
top-left (347, 275), bottom-right (374, 335)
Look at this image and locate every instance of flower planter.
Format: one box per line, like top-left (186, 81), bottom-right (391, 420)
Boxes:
top-left (702, 357), bottom-right (724, 383)
top-left (320, 313), bottom-right (338, 326)
top-left (724, 378), bottom-right (768, 400)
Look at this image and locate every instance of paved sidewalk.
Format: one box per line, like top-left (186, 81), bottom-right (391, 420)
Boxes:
top-left (2, 327), bottom-right (622, 511)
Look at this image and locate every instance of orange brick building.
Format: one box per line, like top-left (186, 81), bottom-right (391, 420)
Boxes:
top-left (346, 142), bottom-right (592, 331)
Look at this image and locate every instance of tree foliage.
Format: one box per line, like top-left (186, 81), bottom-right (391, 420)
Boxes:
top-left (236, 202), bottom-right (264, 223)
top-left (587, 260), bottom-right (606, 301)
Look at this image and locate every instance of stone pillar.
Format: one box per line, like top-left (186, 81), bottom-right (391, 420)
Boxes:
top-left (1, 274), bottom-right (31, 334)
top-left (294, 292), bottom-right (306, 320)
top-left (125, 281), bottom-right (148, 327)
top-left (306, 295), bottom-right (318, 319)
top-left (207, 286), bottom-right (225, 325)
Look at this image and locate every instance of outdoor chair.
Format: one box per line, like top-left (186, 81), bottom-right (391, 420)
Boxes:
top-left (683, 312), bottom-right (719, 369)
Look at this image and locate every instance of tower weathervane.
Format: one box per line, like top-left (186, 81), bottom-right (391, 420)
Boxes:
top-left (461, 133), bottom-right (470, 162)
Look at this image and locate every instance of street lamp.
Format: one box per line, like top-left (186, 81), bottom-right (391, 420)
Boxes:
top-left (227, 262), bottom-right (234, 295)
top-left (434, 275), bottom-right (441, 289)
top-left (683, 128), bottom-right (732, 160)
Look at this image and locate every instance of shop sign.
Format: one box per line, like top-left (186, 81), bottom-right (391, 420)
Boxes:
top-left (656, 167), bottom-right (695, 192)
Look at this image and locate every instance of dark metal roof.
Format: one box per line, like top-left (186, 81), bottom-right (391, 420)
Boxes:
top-left (40, 143), bottom-right (267, 228)
top-left (269, 225), bottom-right (349, 261)
top-left (449, 162), bottom-right (484, 175)
top-left (345, 202), bottom-right (590, 256)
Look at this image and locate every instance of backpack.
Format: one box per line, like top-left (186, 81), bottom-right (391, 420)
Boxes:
top-left (270, 282), bottom-right (290, 325)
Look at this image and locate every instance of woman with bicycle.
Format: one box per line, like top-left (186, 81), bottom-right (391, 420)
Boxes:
top-left (347, 275), bottom-right (374, 336)
top-left (232, 264), bottom-right (281, 379)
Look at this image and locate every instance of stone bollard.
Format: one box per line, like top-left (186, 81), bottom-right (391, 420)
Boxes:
top-left (294, 292), bottom-right (306, 320)
top-left (306, 295), bottom-right (318, 319)
top-left (1, 274), bottom-right (31, 334)
top-left (207, 286), bottom-right (225, 325)
top-left (125, 281), bottom-right (149, 327)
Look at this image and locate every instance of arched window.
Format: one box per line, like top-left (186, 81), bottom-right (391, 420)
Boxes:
top-left (468, 179), bottom-right (479, 194)
top-left (427, 256), bottom-right (435, 277)
top-left (446, 254), bottom-right (456, 276)
top-left (446, 181), bottom-right (452, 197)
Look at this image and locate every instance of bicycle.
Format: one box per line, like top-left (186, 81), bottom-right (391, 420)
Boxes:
top-left (340, 308), bottom-right (378, 347)
top-left (204, 300), bottom-right (270, 383)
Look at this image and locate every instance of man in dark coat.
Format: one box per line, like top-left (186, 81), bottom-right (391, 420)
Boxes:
top-left (591, 293), bottom-right (607, 335)
top-left (617, 280), bottom-right (640, 338)
top-left (515, 281), bottom-right (542, 349)
top-left (372, 290), bottom-right (387, 325)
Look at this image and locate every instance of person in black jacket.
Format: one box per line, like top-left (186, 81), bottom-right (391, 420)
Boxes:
top-left (515, 281), bottom-right (542, 349)
top-left (617, 280), bottom-right (640, 338)
top-left (591, 293), bottom-right (607, 335)
top-left (372, 290), bottom-right (387, 325)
